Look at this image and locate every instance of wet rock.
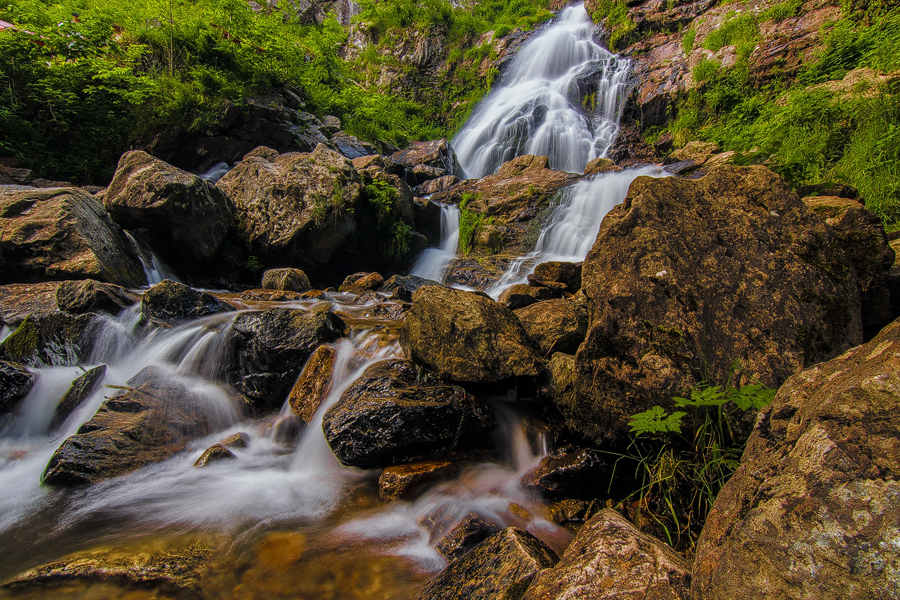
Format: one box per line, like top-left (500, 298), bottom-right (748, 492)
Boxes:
top-left (497, 155), bottom-right (549, 178)
top-left (0, 360), bottom-right (35, 413)
top-left (0, 282), bottom-right (61, 325)
top-left (418, 527), bottom-right (558, 600)
top-left (436, 513), bottom-right (501, 561)
top-left (223, 306), bottom-right (343, 411)
top-left (322, 359), bottom-right (495, 469)
top-left (521, 448), bottom-right (608, 500)
top-left (583, 157), bottom-right (620, 176)
top-left (391, 139), bottom-right (462, 178)
top-left (545, 499), bottom-right (602, 525)
top-left (288, 345), bottom-right (336, 424)
top-left (340, 271), bottom-right (384, 293)
top-left (0, 313), bottom-right (98, 367)
top-left (103, 150), bottom-right (235, 261)
top-left (515, 299), bottom-right (587, 356)
top-left (379, 460), bottom-right (459, 501)
top-left (532, 261), bottom-right (582, 292)
top-left (49, 364), bottom-right (107, 430)
top-left (330, 131), bottom-right (376, 159)
top-left (379, 274), bottom-right (440, 302)
top-left (0, 187), bottom-right (146, 287)
top-left (803, 195), bottom-right (894, 331)
top-left (42, 367), bottom-right (214, 485)
top-left (498, 284), bottom-right (556, 310)
top-left (221, 432), bottom-right (250, 449)
top-left (575, 166), bottom-right (865, 444)
top-left (239, 289), bottom-right (304, 302)
top-left (261, 267), bottom-right (311, 292)
top-left (401, 286), bottom-right (543, 383)
top-left (194, 443), bottom-right (236, 467)
top-left (692, 317), bottom-right (900, 600)
top-left (3, 540), bottom-right (214, 596)
top-left (372, 302), bottom-right (410, 321)
top-left (416, 175), bottom-right (459, 196)
top-left (55, 279), bottom-right (136, 315)
top-left (140, 279), bottom-right (235, 328)
top-left (267, 415), bottom-right (303, 446)
top-left (522, 509), bottom-right (691, 600)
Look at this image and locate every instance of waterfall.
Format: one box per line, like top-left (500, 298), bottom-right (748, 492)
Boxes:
top-left (125, 231), bottom-right (181, 285)
top-left (199, 162), bottom-right (231, 183)
top-left (452, 3), bottom-right (630, 178)
top-left (409, 205), bottom-right (461, 283)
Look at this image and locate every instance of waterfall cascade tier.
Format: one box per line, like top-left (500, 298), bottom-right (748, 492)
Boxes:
top-left (452, 3), bottom-right (630, 178)
top-left (409, 204), bottom-right (461, 283)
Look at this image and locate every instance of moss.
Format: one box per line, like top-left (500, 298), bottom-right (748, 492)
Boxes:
top-left (1, 317), bottom-right (40, 364)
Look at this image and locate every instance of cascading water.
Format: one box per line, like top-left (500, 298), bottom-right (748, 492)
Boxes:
top-left (125, 231), bottom-right (181, 285)
top-left (452, 3), bottom-right (630, 178)
top-left (409, 204), bottom-right (461, 283)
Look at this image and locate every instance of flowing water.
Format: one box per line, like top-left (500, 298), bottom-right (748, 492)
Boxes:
top-left (409, 204), bottom-right (461, 283)
top-left (452, 3), bottom-right (630, 178)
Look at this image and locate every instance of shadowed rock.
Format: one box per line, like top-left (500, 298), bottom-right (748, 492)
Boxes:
top-left (261, 268), bottom-right (311, 292)
top-left (49, 365), bottom-right (107, 430)
top-left (0, 360), bottom-right (35, 413)
top-left (140, 280), bottom-right (235, 328)
top-left (435, 513), bottom-right (501, 561)
top-left (521, 448), bottom-right (608, 500)
top-left (194, 443), bottom-right (236, 467)
top-left (0, 313), bottom-right (98, 367)
top-left (515, 299), bottom-right (587, 356)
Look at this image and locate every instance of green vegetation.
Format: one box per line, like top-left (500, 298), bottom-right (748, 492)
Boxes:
top-left (682, 26), bottom-right (696, 54)
top-left (458, 192), bottom-right (484, 255)
top-left (759, 0), bottom-right (804, 23)
top-left (609, 381), bottom-right (776, 551)
top-left (365, 178), bottom-right (398, 225)
top-left (666, 5), bottom-right (900, 228)
top-left (591, 0), bottom-right (637, 51)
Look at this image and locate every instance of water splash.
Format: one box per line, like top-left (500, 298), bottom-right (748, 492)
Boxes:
top-left (453, 3), bottom-right (630, 178)
top-left (125, 231), bottom-right (181, 286)
top-left (409, 204), bottom-right (460, 283)
top-left (199, 162), bottom-right (231, 183)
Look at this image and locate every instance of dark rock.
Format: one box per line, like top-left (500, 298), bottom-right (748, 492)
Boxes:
top-left (220, 432), bottom-right (250, 449)
top-left (522, 509), bottom-right (691, 600)
top-left (0, 313), bottom-right (98, 367)
top-left (379, 274), bottom-right (441, 302)
top-left (574, 166), bottom-right (865, 444)
top-left (330, 131), bottom-right (376, 159)
top-left (498, 284), bottom-right (556, 310)
top-left (261, 267), bottom-right (311, 292)
top-left (521, 448), bottom-right (608, 500)
top-left (222, 306), bottom-right (343, 411)
top-left (435, 513), bottom-right (501, 561)
top-left (0, 187), bottom-right (146, 287)
top-left (288, 345), bottom-right (336, 424)
top-left (49, 365), bottom-right (107, 430)
top-left (267, 415), bottom-right (303, 446)
top-left (102, 151), bottom-right (235, 261)
top-left (417, 527), bottom-right (558, 600)
top-left (514, 299), bottom-right (588, 356)
top-left (42, 367), bottom-right (214, 485)
top-left (379, 460), bottom-right (459, 501)
top-left (532, 261), bottom-right (582, 292)
top-left (693, 317), bottom-right (900, 600)
top-left (538, 352), bottom-right (576, 415)
top-left (323, 359), bottom-right (495, 469)
top-left (401, 286), bottom-right (543, 383)
top-left (0, 360), bottom-right (35, 413)
top-left (391, 139), bottom-right (462, 178)
top-left (140, 280), bottom-right (234, 328)
top-left (545, 499), bottom-right (602, 524)
top-left (55, 280), bottom-right (136, 315)
top-left (194, 443), bottom-right (236, 467)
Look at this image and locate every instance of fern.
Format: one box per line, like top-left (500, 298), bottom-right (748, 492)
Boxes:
top-left (628, 406), bottom-right (688, 435)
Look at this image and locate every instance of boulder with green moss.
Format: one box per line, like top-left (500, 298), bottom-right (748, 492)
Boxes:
top-left (0, 313), bottom-right (98, 367)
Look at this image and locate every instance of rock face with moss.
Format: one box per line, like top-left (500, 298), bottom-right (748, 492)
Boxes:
top-left (693, 316), bottom-right (900, 600)
top-left (573, 166), bottom-right (869, 444)
top-left (102, 151), bottom-right (235, 265)
top-left (41, 367), bottom-right (214, 485)
top-left (0, 360), bottom-right (35, 413)
top-left (0, 187), bottom-right (146, 287)
top-left (0, 313), bottom-right (98, 367)
top-left (322, 359), bottom-right (495, 469)
top-left (401, 286), bottom-right (543, 383)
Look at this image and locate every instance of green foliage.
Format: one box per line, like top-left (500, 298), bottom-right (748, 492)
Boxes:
top-left (759, 0), bottom-right (803, 23)
top-left (628, 405), bottom-right (687, 435)
top-left (592, 0), bottom-right (637, 51)
top-left (365, 178), bottom-right (398, 225)
top-left (246, 255), bottom-right (263, 273)
top-left (387, 220), bottom-right (413, 260)
top-left (701, 12), bottom-right (758, 59)
top-left (692, 57), bottom-right (720, 83)
top-left (682, 26), bottom-right (696, 54)
top-left (458, 195), bottom-right (484, 255)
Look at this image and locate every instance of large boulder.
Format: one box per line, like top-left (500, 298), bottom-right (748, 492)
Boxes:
top-left (390, 139), bottom-right (463, 178)
top-left (222, 306), bottom-right (344, 411)
top-left (102, 151), bottom-right (235, 262)
top-left (139, 280), bottom-right (234, 328)
top-left (417, 528), bottom-right (558, 600)
top-left (521, 509), bottom-right (691, 600)
top-left (401, 286), bottom-right (543, 383)
top-left (0, 281), bottom-right (135, 327)
top-left (574, 166), bottom-right (865, 444)
top-left (514, 299), bottom-right (588, 356)
top-left (692, 317), bottom-right (900, 600)
top-left (41, 367), bottom-right (214, 485)
top-left (322, 359), bottom-right (495, 469)
top-left (261, 268), bottom-right (311, 292)
top-left (0, 360), bottom-right (35, 413)
top-left (0, 313), bottom-right (98, 367)
top-left (521, 448), bottom-right (608, 500)
top-left (0, 187), bottom-right (146, 287)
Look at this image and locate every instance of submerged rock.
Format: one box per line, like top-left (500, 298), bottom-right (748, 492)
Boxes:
top-left (574, 166), bottom-right (866, 443)
top-left (378, 460), bottom-right (459, 501)
top-left (521, 447), bottom-right (608, 500)
top-left (401, 286), bottom-right (543, 383)
top-left (0, 313), bottom-right (98, 367)
top-left (288, 345), bottom-right (336, 424)
top-left (435, 513), bottom-right (501, 561)
top-left (514, 299), bottom-right (587, 356)
top-left (261, 267), bottom-right (311, 292)
top-left (0, 187), bottom-right (146, 287)
top-left (49, 364), bottom-right (107, 430)
top-left (0, 360), bottom-right (35, 413)
top-left (522, 509), bottom-right (691, 600)
top-left (223, 306), bottom-right (343, 411)
top-left (194, 443), bottom-right (236, 467)
top-left (42, 367), bottom-right (214, 486)
top-left (103, 150), bottom-right (235, 262)
top-left (418, 527), bottom-right (558, 600)
top-left (140, 279), bottom-right (235, 328)
top-left (322, 359), bottom-right (495, 469)
top-left (692, 317), bottom-right (900, 600)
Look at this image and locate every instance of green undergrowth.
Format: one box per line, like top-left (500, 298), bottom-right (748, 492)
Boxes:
top-left (590, 0), bottom-right (636, 51)
top-left (457, 193), bottom-right (483, 255)
top-left (665, 5), bottom-right (900, 229)
top-left (605, 379), bottom-right (776, 552)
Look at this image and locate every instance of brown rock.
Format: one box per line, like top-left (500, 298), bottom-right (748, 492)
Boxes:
top-left (140, 279), bottom-right (234, 328)
top-left (498, 284), bottom-right (556, 310)
top-left (419, 527), bottom-right (558, 600)
top-left (669, 140), bottom-right (720, 164)
top-left (545, 499), bottom-right (602, 524)
top-left (340, 271), bottom-right (384, 292)
top-left (0, 187), bottom-right (146, 287)
top-left (55, 279), bottom-right (136, 315)
top-left (574, 166), bottom-right (864, 444)
top-left (0, 282), bottom-right (68, 325)
top-left (239, 289), bottom-right (304, 302)
top-left (261, 267), bottom-right (311, 292)
top-left (417, 175), bottom-right (459, 196)
top-left (583, 157), bottom-right (621, 176)
top-left (514, 299), bottom-right (588, 356)
top-left (435, 513), bottom-right (501, 561)
top-left (522, 509), bottom-right (691, 600)
top-left (521, 448), bottom-right (608, 500)
top-left (194, 443), bottom-right (237, 467)
top-left (243, 146), bottom-right (279, 161)
top-left (379, 460), bottom-right (459, 501)
top-left (401, 286), bottom-right (543, 383)
top-left (390, 139), bottom-right (462, 177)
top-left (497, 155), bottom-right (549, 178)
top-left (532, 261), bottom-right (582, 292)
top-left (221, 432), bottom-right (250, 448)
top-left (692, 317), bottom-right (900, 600)
top-left (49, 365), bottom-right (106, 430)
top-left (41, 367), bottom-right (214, 485)
top-left (288, 345), bottom-right (336, 424)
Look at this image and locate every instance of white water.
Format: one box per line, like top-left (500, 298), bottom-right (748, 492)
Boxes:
top-left (199, 161), bottom-right (231, 183)
top-left (409, 204), bottom-right (461, 283)
top-left (125, 231), bottom-right (181, 285)
top-left (452, 3), bottom-right (630, 178)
